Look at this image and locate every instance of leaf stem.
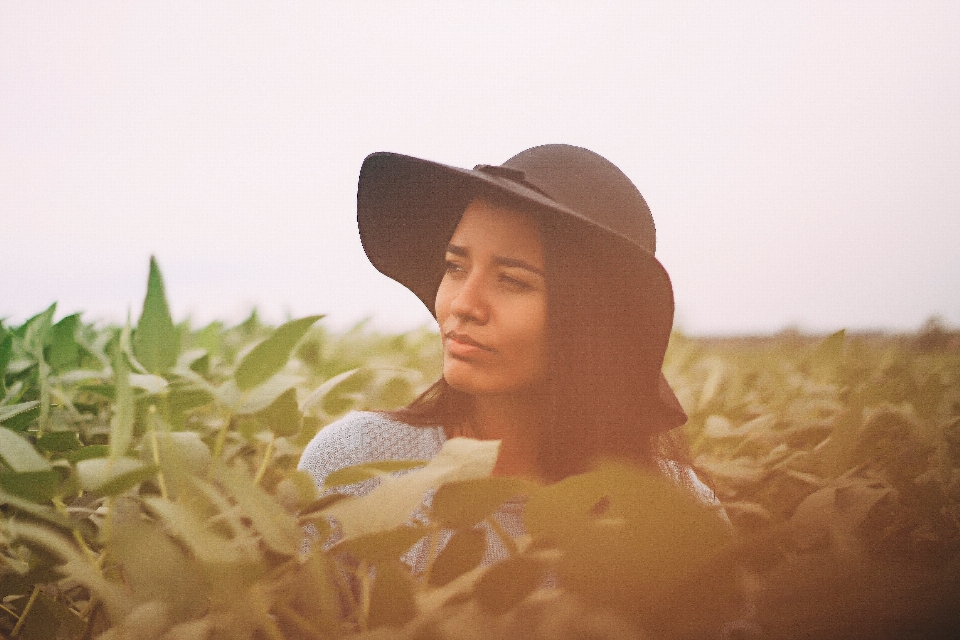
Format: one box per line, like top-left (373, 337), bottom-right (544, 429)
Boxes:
top-left (210, 416), bottom-right (232, 476)
top-left (148, 407), bottom-right (169, 500)
top-left (253, 433), bottom-right (276, 485)
top-left (53, 497), bottom-right (102, 568)
top-left (10, 584), bottom-right (41, 637)
top-left (358, 559), bottom-right (371, 632)
top-left (37, 360), bottom-right (51, 437)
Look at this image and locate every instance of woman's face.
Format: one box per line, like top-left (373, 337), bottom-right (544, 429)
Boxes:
top-left (435, 198), bottom-right (547, 397)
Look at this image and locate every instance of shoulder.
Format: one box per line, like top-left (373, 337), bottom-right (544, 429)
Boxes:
top-left (297, 411), bottom-right (445, 494)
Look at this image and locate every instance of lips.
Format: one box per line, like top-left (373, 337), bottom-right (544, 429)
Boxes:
top-left (444, 330), bottom-right (494, 357)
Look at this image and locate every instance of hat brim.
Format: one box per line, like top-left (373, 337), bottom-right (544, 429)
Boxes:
top-left (357, 151), bottom-right (687, 430)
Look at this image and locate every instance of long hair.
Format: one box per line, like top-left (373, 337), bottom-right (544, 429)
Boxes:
top-left (387, 201), bottom-right (689, 481)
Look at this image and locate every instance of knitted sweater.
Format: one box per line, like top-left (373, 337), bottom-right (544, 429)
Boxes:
top-left (297, 411), bottom-right (725, 569)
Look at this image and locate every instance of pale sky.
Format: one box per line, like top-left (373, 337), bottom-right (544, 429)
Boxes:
top-left (2, 1), bottom-right (958, 335)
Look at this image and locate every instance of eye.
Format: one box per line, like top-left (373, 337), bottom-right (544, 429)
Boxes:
top-left (444, 259), bottom-right (466, 276)
top-left (499, 273), bottom-right (534, 292)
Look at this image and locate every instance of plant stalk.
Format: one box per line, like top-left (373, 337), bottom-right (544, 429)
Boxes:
top-left (10, 584), bottom-right (41, 637)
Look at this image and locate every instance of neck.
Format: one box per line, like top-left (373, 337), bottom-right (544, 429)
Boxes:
top-left (466, 388), bottom-right (547, 478)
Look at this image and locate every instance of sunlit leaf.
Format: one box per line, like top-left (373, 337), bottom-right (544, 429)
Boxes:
top-left (324, 438), bottom-right (499, 540)
top-left (111, 520), bottom-right (209, 622)
top-left (214, 463), bottom-right (301, 556)
top-left (133, 256), bottom-right (180, 374)
top-left (254, 386), bottom-right (301, 438)
top-left (76, 457), bottom-right (157, 495)
top-left (142, 497), bottom-right (244, 564)
top-left (300, 367), bottom-right (364, 418)
top-left (129, 373), bottom-right (169, 395)
top-left (110, 335), bottom-right (134, 459)
top-left (323, 459), bottom-right (428, 489)
top-left (234, 315), bottom-right (322, 391)
top-left (218, 373), bottom-right (301, 414)
top-left (0, 400), bottom-right (40, 427)
top-left (0, 425), bottom-right (52, 472)
top-left (47, 313), bottom-right (81, 373)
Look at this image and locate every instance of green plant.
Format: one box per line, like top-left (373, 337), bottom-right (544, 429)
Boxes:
top-left (1, 260), bottom-right (958, 639)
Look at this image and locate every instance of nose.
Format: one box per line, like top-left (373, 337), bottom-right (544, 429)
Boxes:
top-left (448, 271), bottom-right (489, 325)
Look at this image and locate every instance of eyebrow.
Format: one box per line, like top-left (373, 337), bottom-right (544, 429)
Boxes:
top-left (446, 244), bottom-right (545, 277)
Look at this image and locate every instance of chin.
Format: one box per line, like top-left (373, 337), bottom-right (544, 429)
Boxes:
top-left (443, 363), bottom-right (538, 397)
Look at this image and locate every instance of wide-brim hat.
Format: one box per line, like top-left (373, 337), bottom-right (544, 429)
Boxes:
top-left (357, 144), bottom-right (687, 431)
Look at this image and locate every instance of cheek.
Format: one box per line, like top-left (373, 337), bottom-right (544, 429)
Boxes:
top-left (509, 300), bottom-right (548, 371)
top-left (434, 278), bottom-right (452, 322)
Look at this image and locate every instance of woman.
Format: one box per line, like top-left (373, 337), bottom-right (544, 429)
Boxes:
top-left (299, 144), bottom-right (720, 559)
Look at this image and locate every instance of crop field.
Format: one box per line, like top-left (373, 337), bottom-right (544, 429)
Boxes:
top-left (1, 259), bottom-right (958, 639)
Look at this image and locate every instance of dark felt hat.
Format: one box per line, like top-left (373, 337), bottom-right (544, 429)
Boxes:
top-left (357, 144), bottom-right (687, 430)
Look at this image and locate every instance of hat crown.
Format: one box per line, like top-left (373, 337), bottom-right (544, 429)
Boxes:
top-left (502, 144), bottom-right (656, 254)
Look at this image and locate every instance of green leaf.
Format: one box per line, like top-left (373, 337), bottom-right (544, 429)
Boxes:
top-left (0, 400), bottom-right (40, 426)
top-left (176, 348), bottom-right (210, 376)
top-left (428, 528), bottom-right (487, 587)
top-left (110, 520), bottom-right (208, 622)
top-left (35, 430), bottom-right (82, 453)
top-left (6, 520), bottom-right (131, 622)
top-left (0, 487), bottom-right (73, 529)
top-left (0, 330), bottom-right (12, 392)
top-left (323, 459), bottom-right (429, 489)
top-left (431, 476), bottom-right (537, 529)
top-left (333, 525), bottom-right (429, 565)
top-left (129, 373), bottom-right (169, 395)
top-left (254, 386), bottom-right (301, 438)
top-left (63, 445), bottom-right (110, 464)
top-left (0, 470), bottom-right (61, 502)
top-left (15, 590), bottom-right (84, 640)
top-left (0, 426), bottom-right (52, 472)
top-left (234, 315), bottom-right (322, 391)
top-left (47, 313), bottom-right (81, 372)
top-left (142, 497), bottom-right (244, 564)
top-left (110, 335), bottom-right (135, 459)
top-left (218, 374), bottom-right (302, 414)
top-left (368, 560), bottom-right (418, 629)
top-left (76, 457), bottom-right (157, 495)
top-left (214, 463), bottom-right (301, 556)
top-left (21, 303), bottom-right (56, 356)
top-left (167, 383), bottom-right (215, 413)
top-left (524, 463), bottom-right (734, 623)
top-left (145, 431), bottom-right (211, 498)
top-left (133, 256), bottom-right (180, 374)
top-left (324, 437), bottom-right (498, 540)
top-left (475, 555), bottom-right (543, 614)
